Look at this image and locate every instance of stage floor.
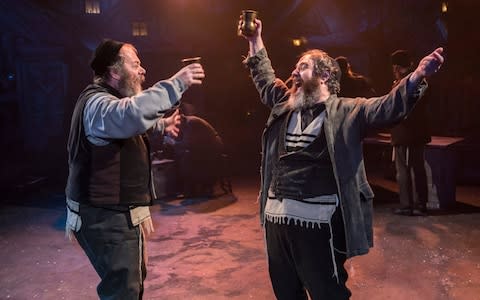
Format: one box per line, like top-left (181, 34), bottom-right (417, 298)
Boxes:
top-left (1, 174), bottom-right (479, 299)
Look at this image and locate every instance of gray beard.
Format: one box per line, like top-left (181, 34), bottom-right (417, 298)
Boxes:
top-left (118, 72), bottom-right (142, 97)
top-left (118, 79), bottom-right (141, 97)
top-left (287, 79), bottom-right (321, 110)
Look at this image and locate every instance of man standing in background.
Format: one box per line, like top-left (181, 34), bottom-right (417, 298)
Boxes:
top-left (390, 49), bottom-right (431, 216)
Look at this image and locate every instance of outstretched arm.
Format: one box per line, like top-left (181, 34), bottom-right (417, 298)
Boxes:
top-left (359, 48), bottom-right (444, 130)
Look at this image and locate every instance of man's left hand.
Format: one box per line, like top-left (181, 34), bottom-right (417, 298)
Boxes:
top-left (164, 109), bottom-right (181, 138)
top-left (410, 47), bottom-right (445, 84)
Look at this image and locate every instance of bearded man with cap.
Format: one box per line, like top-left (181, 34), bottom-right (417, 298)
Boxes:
top-left (390, 49), bottom-right (431, 216)
top-left (239, 17), bottom-right (443, 299)
top-left (65, 39), bottom-right (205, 299)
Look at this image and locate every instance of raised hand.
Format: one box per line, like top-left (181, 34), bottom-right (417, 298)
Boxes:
top-left (410, 47), bottom-right (445, 84)
top-left (238, 17), bottom-right (265, 56)
top-left (237, 16), bottom-right (262, 40)
top-left (171, 63), bottom-right (205, 88)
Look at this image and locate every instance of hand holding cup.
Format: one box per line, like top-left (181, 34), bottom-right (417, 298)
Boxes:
top-left (238, 10), bottom-right (258, 37)
top-left (172, 57), bottom-right (205, 87)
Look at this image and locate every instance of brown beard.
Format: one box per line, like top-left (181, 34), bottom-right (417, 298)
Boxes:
top-left (287, 77), bottom-right (320, 110)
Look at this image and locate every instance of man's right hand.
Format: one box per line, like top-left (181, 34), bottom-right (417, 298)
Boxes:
top-left (237, 17), bottom-right (262, 41)
top-left (171, 63), bottom-right (205, 88)
top-left (238, 17), bottom-right (265, 56)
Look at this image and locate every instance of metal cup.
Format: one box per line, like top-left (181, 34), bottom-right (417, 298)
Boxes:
top-left (181, 57), bottom-right (201, 66)
top-left (239, 10), bottom-right (258, 37)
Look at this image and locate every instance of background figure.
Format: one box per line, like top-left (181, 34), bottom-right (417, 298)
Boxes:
top-left (335, 56), bottom-right (376, 98)
top-left (390, 49), bottom-right (431, 216)
top-left (65, 39), bottom-right (204, 299)
top-left (164, 114), bottom-right (230, 198)
top-left (239, 16), bottom-right (443, 300)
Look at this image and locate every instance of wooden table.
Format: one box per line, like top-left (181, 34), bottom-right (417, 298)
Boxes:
top-left (363, 134), bottom-right (464, 209)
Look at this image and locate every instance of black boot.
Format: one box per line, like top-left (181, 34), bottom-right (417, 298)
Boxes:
top-left (393, 206), bottom-right (413, 216)
top-left (412, 204), bottom-right (427, 216)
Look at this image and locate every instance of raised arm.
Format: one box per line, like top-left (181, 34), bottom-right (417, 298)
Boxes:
top-left (239, 17), bottom-right (289, 108)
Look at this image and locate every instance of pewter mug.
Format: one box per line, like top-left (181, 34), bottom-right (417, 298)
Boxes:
top-left (239, 10), bottom-right (258, 37)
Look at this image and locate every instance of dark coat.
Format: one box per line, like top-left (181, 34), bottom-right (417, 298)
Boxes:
top-left (246, 48), bottom-right (427, 258)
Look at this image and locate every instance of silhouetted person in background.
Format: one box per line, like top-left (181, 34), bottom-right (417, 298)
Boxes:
top-left (239, 16), bottom-right (444, 299)
top-left (65, 39), bottom-right (204, 299)
top-left (335, 56), bottom-right (376, 98)
top-left (390, 49), bottom-right (431, 216)
top-left (165, 114), bottom-right (228, 197)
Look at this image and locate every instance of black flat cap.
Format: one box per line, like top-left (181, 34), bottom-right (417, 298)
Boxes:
top-left (391, 50), bottom-right (411, 68)
top-left (90, 39), bottom-right (125, 76)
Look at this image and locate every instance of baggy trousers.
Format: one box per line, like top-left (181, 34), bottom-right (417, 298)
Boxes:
top-left (74, 205), bottom-right (146, 300)
top-left (265, 220), bottom-right (351, 300)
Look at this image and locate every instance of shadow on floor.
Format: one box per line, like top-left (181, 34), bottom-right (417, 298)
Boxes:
top-left (156, 192), bottom-right (238, 215)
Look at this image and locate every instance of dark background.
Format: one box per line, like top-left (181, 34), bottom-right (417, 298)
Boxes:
top-left (1, 0), bottom-right (479, 193)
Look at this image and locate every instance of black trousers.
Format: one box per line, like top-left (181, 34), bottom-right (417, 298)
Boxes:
top-left (265, 220), bottom-right (351, 300)
top-left (74, 205), bottom-right (146, 300)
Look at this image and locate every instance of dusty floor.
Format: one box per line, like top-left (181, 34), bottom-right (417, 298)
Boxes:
top-left (0, 175), bottom-right (479, 300)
